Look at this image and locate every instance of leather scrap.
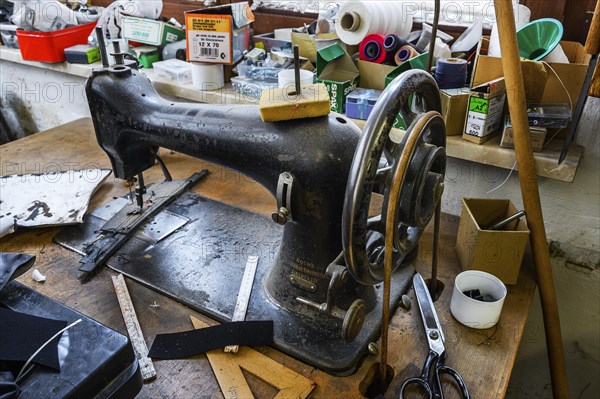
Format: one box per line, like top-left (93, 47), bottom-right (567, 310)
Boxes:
top-left (149, 321), bottom-right (274, 360)
top-left (0, 308), bottom-right (66, 372)
top-left (0, 253), bottom-right (36, 293)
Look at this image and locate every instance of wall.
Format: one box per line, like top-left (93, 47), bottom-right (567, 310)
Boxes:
top-left (1, 58), bottom-right (599, 397)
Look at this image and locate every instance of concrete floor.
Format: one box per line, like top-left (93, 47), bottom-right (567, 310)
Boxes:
top-left (1, 60), bottom-right (599, 398)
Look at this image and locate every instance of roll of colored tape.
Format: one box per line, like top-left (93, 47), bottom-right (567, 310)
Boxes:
top-left (394, 45), bottom-right (419, 65)
top-left (434, 58), bottom-right (468, 89)
top-left (359, 34), bottom-right (387, 64)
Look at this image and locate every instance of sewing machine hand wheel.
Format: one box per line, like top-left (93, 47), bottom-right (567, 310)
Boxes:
top-left (342, 70), bottom-right (446, 285)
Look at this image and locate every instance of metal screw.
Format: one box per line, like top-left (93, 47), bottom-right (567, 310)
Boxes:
top-left (400, 294), bottom-right (411, 310)
top-left (429, 331), bottom-right (439, 340)
top-left (368, 342), bottom-right (379, 356)
top-left (271, 207), bottom-right (290, 225)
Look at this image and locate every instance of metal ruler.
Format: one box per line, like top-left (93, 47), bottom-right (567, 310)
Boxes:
top-left (111, 273), bottom-right (157, 381)
top-left (224, 255), bottom-right (259, 353)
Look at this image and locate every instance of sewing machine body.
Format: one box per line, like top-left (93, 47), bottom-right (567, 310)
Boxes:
top-left (84, 61), bottom-right (444, 373)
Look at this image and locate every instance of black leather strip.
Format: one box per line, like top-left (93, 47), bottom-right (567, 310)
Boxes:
top-left (148, 321), bottom-right (274, 360)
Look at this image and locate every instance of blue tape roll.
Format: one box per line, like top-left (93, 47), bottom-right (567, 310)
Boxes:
top-left (435, 58), bottom-right (468, 89)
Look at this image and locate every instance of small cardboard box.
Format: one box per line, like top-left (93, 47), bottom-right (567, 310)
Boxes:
top-left (441, 88), bottom-right (470, 136)
top-left (456, 198), bottom-right (530, 285)
top-left (500, 116), bottom-right (547, 152)
top-left (357, 60), bottom-right (396, 90)
top-left (317, 44), bottom-right (360, 113)
top-left (122, 17), bottom-right (185, 46)
top-left (291, 32), bottom-right (346, 64)
top-left (463, 77), bottom-right (506, 144)
top-left (185, 2), bottom-right (254, 65)
top-left (64, 44), bottom-right (100, 64)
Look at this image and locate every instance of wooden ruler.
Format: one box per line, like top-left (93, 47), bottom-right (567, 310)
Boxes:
top-left (190, 316), bottom-right (315, 399)
top-left (112, 273), bottom-right (157, 382)
top-left (224, 255), bottom-right (259, 353)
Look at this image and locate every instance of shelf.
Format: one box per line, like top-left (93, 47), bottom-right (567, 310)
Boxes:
top-left (1, 46), bottom-right (584, 182)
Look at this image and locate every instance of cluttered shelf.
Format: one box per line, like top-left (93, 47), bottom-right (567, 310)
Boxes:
top-left (0, 45), bottom-right (584, 182)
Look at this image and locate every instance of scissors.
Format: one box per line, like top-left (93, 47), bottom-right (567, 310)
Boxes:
top-left (399, 273), bottom-right (470, 399)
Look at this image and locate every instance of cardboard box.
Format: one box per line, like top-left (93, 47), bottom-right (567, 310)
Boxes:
top-left (500, 117), bottom-right (547, 152)
top-left (64, 44), bottom-right (100, 64)
top-left (291, 32), bottom-right (347, 64)
top-left (441, 88), bottom-right (470, 136)
top-left (317, 44), bottom-right (360, 113)
top-left (456, 198), bottom-right (530, 285)
top-left (472, 37), bottom-right (589, 138)
top-left (463, 77), bottom-right (506, 144)
top-left (185, 2), bottom-right (254, 65)
top-left (122, 17), bottom-right (185, 46)
top-left (357, 60), bottom-right (396, 90)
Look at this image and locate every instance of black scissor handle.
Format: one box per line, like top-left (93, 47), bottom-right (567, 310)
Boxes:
top-left (399, 376), bottom-right (433, 399)
top-left (438, 366), bottom-right (471, 399)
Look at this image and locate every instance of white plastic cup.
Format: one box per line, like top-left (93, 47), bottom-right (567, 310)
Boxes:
top-left (450, 270), bottom-right (507, 329)
top-left (277, 69), bottom-right (314, 89)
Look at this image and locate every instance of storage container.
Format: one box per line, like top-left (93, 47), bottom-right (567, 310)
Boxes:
top-left (16, 22), bottom-right (96, 63)
top-left (0, 22), bottom-right (19, 48)
top-left (526, 103), bottom-right (572, 128)
top-left (456, 198), bottom-right (530, 285)
top-left (152, 59), bottom-right (192, 83)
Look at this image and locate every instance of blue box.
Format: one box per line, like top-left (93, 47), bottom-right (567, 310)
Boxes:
top-left (346, 88), bottom-right (382, 120)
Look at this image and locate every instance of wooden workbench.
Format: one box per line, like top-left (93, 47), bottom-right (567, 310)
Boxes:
top-left (0, 118), bottom-right (537, 398)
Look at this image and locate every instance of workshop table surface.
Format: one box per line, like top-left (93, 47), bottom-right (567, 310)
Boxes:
top-left (0, 118), bottom-right (537, 399)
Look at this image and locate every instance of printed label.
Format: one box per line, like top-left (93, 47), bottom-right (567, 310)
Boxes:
top-left (469, 97), bottom-right (489, 113)
top-left (186, 14), bottom-right (232, 63)
top-left (165, 32), bottom-right (178, 43)
top-left (122, 17), bottom-right (161, 45)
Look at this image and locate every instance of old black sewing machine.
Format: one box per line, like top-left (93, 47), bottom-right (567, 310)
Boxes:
top-left (56, 47), bottom-right (446, 374)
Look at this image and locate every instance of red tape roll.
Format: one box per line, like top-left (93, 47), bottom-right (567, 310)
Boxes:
top-left (359, 34), bottom-right (387, 64)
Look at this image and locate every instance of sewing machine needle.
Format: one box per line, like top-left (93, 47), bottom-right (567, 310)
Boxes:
top-left (136, 173), bottom-right (146, 210)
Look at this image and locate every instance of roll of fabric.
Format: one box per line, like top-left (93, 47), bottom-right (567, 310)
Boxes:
top-left (335, 1), bottom-right (413, 46)
top-left (359, 34), bottom-right (387, 64)
top-left (434, 58), bottom-right (468, 89)
top-left (394, 45), bottom-right (419, 65)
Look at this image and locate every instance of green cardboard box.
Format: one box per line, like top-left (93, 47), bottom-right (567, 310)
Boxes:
top-left (122, 17), bottom-right (185, 46)
top-left (384, 52), bottom-right (429, 129)
top-left (130, 45), bottom-right (160, 69)
top-left (317, 44), bottom-right (359, 113)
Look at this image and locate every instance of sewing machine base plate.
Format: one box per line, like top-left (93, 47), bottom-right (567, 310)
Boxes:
top-left (59, 192), bottom-right (413, 374)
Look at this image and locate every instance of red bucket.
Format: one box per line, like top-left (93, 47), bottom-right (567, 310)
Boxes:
top-left (16, 22), bottom-right (96, 63)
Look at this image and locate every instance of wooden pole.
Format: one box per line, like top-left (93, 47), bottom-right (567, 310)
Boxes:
top-left (585, 0), bottom-right (600, 56)
top-left (493, 1), bottom-right (569, 398)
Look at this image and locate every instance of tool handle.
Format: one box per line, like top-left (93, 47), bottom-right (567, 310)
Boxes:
top-left (585, 0), bottom-right (600, 55)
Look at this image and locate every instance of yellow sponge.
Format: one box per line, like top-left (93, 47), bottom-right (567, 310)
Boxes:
top-left (259, 83), bottom-right (331, 123)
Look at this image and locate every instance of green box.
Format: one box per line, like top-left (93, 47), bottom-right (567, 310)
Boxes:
top-left (384, 52), bottom-right (429, 129)
top-left (122, 17), bottom-right (185, 46)
top-left (316, 44), bottom-right (360, 113)
top-left (130, 45), bottom-right (160, 69)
